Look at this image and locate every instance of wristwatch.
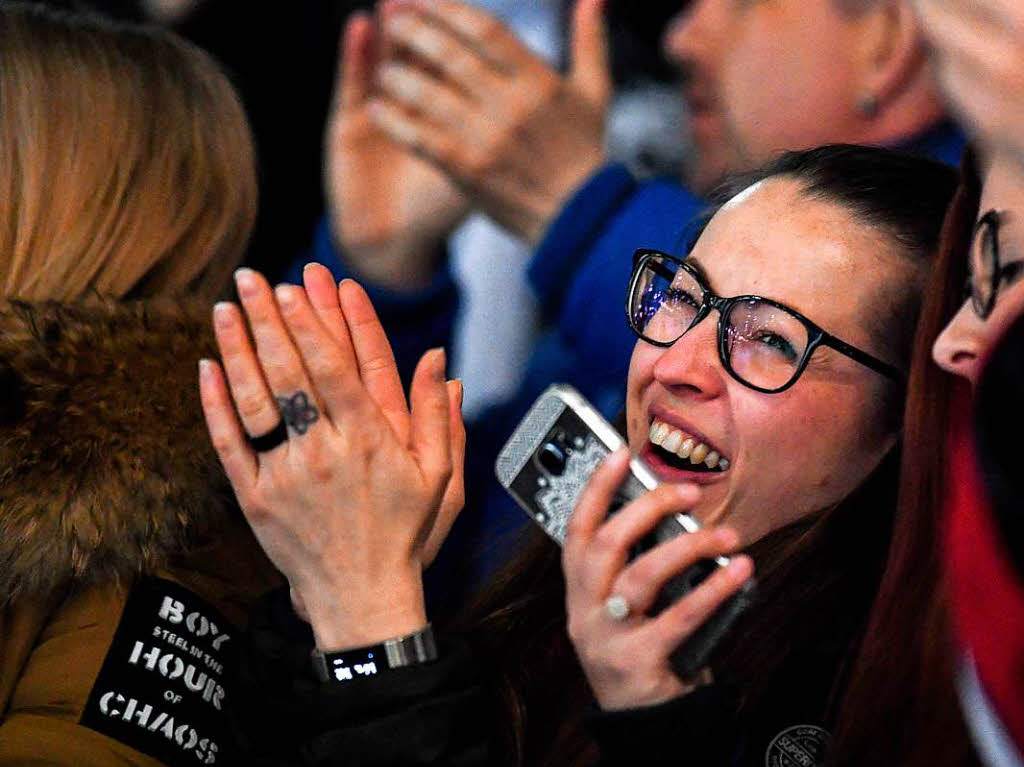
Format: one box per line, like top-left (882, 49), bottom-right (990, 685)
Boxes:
top-left (311, 624), bottom-right (439, 683)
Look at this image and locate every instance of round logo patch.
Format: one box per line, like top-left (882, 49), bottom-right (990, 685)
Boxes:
top-left (765, 724), bottom-right (831, 767)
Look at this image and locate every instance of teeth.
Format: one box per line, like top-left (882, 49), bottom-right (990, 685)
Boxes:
top-left (662, 429), bottom-right (683, 453)
top-left (678, 438), bottom-right (694, 459)
top-left (649, 422), bottom-right (661, 444)
top-left (649, 422), bottom-right (666, 446)
top-left (649, 419), bottom-right (728, 470)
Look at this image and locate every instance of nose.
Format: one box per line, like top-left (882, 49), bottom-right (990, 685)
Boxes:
top-left (651, 311), bottom-right (728, 398)
top-left (661, 0), bottom-right (720, 72)
top-left (932, 302), bottom-right (983, 387)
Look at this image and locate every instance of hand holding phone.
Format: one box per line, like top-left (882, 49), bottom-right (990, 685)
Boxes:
top-left (495, 385), bottom-right (755, 696)
top-left (563, 448), bottom-right (755, 709)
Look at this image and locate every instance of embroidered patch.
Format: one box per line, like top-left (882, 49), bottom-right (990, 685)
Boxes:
top-left (765, 724), bottom-right (831, 767)
top-left (80, 578), bottom-right (237, 765)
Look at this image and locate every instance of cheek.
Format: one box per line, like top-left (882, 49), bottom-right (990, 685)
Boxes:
top-left (721, 26), bottom-right (853, 158)
top-left (984, 284), bottom-right (1024, 359)
top-left (625, 343), bottom-right (658, 448)
top-left (733, 386), bottom-right (888, 521)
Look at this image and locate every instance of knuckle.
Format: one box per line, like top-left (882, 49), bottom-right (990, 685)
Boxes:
top-left (461, 148), bottom-right (494, 178)
top-left (239, 495), bottom-right (271, 523)
top-left (591, 526), bottom-right (620, 555)
top-left (235, 390), bottom-right (272, 421)
top-left (619, 564), bottom-right (651, 597)
top-left (208, 431), bottom-right (236, 456)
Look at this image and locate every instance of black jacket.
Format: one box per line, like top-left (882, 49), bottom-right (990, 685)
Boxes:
top-left (228, 588), bottom-right (847, 767)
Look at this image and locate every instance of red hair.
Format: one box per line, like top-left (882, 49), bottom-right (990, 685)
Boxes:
top-left (828, 150), bottom-right (982, 766)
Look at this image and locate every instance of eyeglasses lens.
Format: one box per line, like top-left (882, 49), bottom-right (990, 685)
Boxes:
top-left (723, 300), bottom-right (810, 391)
top-left (970, 216), bottom-right (998, 316)
top-left (631, 255), bottom-right (699, 340)
top-left (631, 254), bottom-right (810, 390)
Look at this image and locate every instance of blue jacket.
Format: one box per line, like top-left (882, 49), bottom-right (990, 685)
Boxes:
top-left (287, 123), bottom-right (965, 597)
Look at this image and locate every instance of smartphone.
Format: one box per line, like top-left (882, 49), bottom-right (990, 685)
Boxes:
top-left (495, 384), bottom-right (755, 677)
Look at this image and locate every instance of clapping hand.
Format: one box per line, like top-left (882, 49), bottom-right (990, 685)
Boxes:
top-left (914, 0), bottom-right (1024, 171)
top-left (327, 12), bottom-right (470, 290)
top-left (199, 264), bottom-right (466, 650)
top-left (369, 0), bottom-right (610, 244)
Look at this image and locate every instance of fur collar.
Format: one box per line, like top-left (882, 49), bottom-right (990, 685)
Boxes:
top-left (0, 299), bottom-right (239, 605)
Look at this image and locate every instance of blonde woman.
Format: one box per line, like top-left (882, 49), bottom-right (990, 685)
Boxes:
top-left (0, 5), bottom-right (279, 764)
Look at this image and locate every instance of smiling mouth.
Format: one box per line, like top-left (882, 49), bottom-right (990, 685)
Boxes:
top-left (648, 418), bottom-right (730, 473)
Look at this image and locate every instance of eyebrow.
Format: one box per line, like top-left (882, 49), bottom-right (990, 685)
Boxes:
top-left (685, 257), bottom-right (714, 288)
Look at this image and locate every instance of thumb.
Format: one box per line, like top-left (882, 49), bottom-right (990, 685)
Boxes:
top-left (569, 0), bottom-right (611, 110)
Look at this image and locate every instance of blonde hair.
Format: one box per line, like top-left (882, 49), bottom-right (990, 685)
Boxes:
top-left (0, 4), bottom-right (258, 302)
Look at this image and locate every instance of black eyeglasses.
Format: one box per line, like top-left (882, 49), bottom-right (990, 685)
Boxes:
top-left (625, 249), bottom-right (903, 394)
top-left (966, 210), bottom-right (1024, 319)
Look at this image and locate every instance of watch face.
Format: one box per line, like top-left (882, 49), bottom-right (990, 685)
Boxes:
top-left (324, 646), bottom-right (381, 683)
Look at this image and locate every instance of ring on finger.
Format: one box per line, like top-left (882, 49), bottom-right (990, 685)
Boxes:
top-left (603, 594), bottom-right (631, 622)
top-left (247, 420), bottom-right (289, 453)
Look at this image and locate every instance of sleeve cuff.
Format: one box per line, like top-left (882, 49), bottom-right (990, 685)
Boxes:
top-left (529, 164), bottom-right (637, 312)
top-left (291, 218), bottom-right (458, 319)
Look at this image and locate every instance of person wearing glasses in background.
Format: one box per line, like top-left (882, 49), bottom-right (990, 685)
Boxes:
top-left (200, 145), bottom-right (956, 767)
top-left (805, 3), bottom-right (1024, 766)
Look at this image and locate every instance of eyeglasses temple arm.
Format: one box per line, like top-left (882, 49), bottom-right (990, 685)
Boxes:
top-left (821, 334), bottom-right (904, 381)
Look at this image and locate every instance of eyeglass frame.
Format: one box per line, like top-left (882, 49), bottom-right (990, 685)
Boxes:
top-left (967, 209), bottom-right (1014, 320)
top-left (625, 248), bottom-right (904, 394)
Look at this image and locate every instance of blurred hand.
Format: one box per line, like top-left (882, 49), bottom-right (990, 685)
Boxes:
top-left (913, 0), bottom-right (1024, 171)
top-left (563, 449), bottom-right (754, 710)
top-left (371, 0), bottom-right (611, 244)
top-left (327, 13), bottom-right (469, 290)
top-left (199, 264), bottom-right (466, 649)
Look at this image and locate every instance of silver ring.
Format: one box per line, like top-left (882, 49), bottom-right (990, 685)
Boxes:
top-left (603, 594), bottom-right (631, 622)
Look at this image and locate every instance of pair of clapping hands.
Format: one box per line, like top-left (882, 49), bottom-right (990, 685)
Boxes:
top-left (199, 265), bottom-right (752, 710)
top-left (913, 0), bottom-right (1024, 170)
top-left (329, 0), bottom-right (609, 289)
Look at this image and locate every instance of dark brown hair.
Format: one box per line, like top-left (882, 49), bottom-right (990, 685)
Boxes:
top-left (445, 146), bottom-right (959, 766)
top-left (827, 149), bottom-right (982, 766)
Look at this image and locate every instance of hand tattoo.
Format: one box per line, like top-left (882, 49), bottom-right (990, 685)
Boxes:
top-left (276, 391), bottom-right (320, 435)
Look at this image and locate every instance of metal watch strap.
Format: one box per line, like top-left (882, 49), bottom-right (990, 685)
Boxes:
top-left (311, 624), bottom-right (438, 683)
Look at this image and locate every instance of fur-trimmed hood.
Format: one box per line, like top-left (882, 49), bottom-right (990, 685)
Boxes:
top-left (0, 299), bottom-right (239, 605)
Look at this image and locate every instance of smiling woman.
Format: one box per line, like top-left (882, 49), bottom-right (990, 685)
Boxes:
top-left (202, 145), bottom-right (958, 767)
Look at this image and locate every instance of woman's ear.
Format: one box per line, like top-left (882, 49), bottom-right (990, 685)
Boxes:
top-left (851, 0), bottom-right (927, 117)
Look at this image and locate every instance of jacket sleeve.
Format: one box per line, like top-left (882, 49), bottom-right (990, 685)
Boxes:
top-left (229, 589), bottom-right (495, 767)
top-left (587, 676), bottom-right (837, 767)
top-left (585, 685), bottom-right (746, 767)
top-left (284, 219), bottom-right (459, 391)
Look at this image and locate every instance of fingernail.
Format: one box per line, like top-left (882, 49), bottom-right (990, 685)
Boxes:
top-left (234, 268), bottom-right (258, 298)
top-left (275, 284), bottom-right (297, 308)
top-left (728, 555), bottom-right (753, 579)
top-left (198, 358), bottom-right (214, 380)
top-left (303, 262), bottom-right (325, 273)
top-left (452, 379), bottom-right (464, 408)
top-left (213, 302), bottom-right (234, 328)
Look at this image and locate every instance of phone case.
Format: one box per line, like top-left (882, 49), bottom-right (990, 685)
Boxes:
top-left (495, 384), bottom-right (755, 677)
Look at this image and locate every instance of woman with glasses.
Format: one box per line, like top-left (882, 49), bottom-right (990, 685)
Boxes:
top-left (825, 144), bottom-right (1024, 767)
top-left (200, 145), bottom-right (957, 766)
